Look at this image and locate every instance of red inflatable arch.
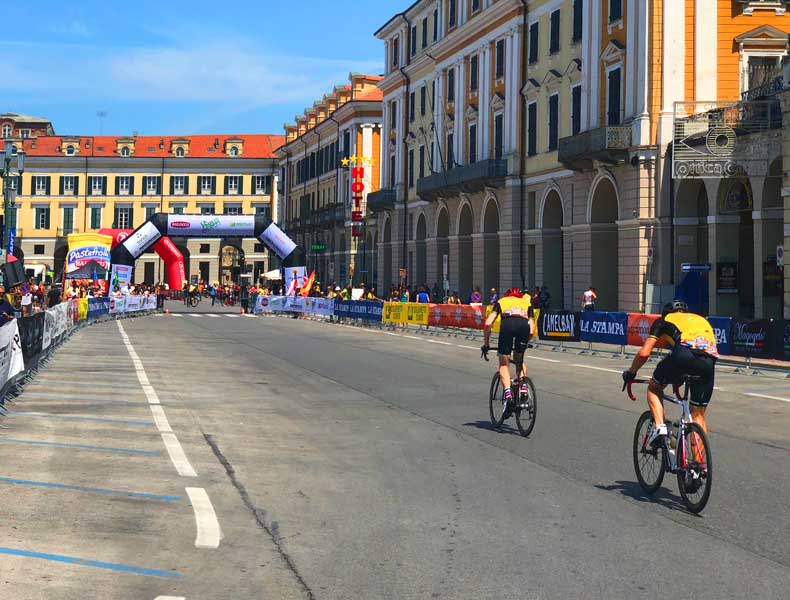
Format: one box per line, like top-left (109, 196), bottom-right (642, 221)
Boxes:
top-left (100, 228), bottom-right (186, 289)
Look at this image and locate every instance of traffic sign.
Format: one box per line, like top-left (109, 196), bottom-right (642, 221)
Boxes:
top-left (777, 245), bottom-right (784, 267)
top-left (311, 243), bottom-right (326, 252)
top-left (681, 263), bottom-right (712, 273)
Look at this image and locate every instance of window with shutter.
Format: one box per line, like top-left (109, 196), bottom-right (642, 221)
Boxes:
top-left (433, 9), bottom-right (438, 41)
top-left (448, 0), bottom-right (457, 28)
top-left (527, 103), bottom-right (537, 156)
top-left (420, 86), bottom-right (426, 116)
top-left (573, 0), bottom-right (583, 42)
top-left (447, 133), bottom-right (454, 167)
top-left (447, 68), bottom-right (455, 102)
top-left (495, 40), bottom-right (505, 79)
top-left (389, 155), bottom-right (396, 187)
top-left (609, 0), bottom-right (622, 22)
top-left (410, 92), bottom-right (415, 122)
top-left (607, 67), bottom-right (622, 125)
top-left (550, 10), bottom-right (560, 54)
top-left (571, 86), bottom-right (582, 135)
top-left (548, 95), bottom-right (559, 151)
top-left (469, 124), bottom-right (477, 164)
top-left (470, 55), bottom-right (479, 91)
top-left (422, 17), bottom-right (428, 48)
top-left (494, 115), bottom-right (504, 159)
top-left (411, 25), bottom-right (417, 56)
top-left (529, 22), bottom-right (539, 64)
top-left (419, 145), bottom-right (425, 179)
top-left (90, 206), bottom-right (102, 229)
top-left (408, 149), bottom-right (414, 187)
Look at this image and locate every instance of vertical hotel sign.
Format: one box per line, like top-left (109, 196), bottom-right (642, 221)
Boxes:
top-left (341, 155), bottom-right (371, 237)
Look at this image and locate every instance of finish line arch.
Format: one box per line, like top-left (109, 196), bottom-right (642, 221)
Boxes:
top-left (100, 228), bottom-right (186, 290)
top-left (109, 214), bottom-right (304, 287)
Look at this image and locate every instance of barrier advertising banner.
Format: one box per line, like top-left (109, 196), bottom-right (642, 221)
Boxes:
top-left (432, 304), bottom-right (487, 330)
top-left (253, 295), bottom-right (333, 316)
top-left (78, 298), bottom-right (89, 321)
top-left (17, 312), bottom-right (45, 366)
top-left (706, 316), bottom-right (732, 356)
top-left (778, 320), bottom-right (790, 361)
top-left (382, 302), bottom-right (429, 325)
top-left (334, 300), bottom-right (383, 321)
top-left (627, 313), bottom-right (661, 347)
top-left (66, 233), bottom-right (112, 274)
top-left (109, 297), bottom-right (126, 314)
top-left (538, 311), bottom-right (582, 342)
top-left (87, 298), bottom-right (111, 318)
top-left (0, 319), bottom-right (24, 389)
top-left (731, 318), bottom-right (774, 358)
top-left (580, 311), bottom-right (628, 345)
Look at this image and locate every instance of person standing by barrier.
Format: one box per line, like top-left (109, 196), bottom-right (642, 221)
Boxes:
top-left (539, 286), bottom-right (551, 311)
top-left (448, 291), bottom-right (461, 304)
top-left (416, 286), bottom-right (429, 303)
top-left (489, 288), bottom-right (499, 305)
top-left (582, 286), bottom-right (597, 311)
top-left (240, 284), bottom-right (249, 314)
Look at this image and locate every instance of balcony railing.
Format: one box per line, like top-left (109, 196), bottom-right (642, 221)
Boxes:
top-left (416, 159), bottom-right (508, 200)
top-left (557, 126), bottom-right (631, 171)
top-left (366, 188), bottom-right (396, 212)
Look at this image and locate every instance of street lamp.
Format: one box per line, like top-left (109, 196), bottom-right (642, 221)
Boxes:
top-left (1, 139), bottom-right (26, 262)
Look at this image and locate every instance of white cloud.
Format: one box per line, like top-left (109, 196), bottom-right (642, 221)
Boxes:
top-left (0, 37), bottom-right (381, 109)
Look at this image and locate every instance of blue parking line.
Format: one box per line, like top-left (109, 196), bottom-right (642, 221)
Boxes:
top-left (0, 438), bottom-right (160, 455)
top-left (0, 477), bottom-right (181, 502)
top-left (0, 546), bottom-right (181, 578)
top-left (9, 412), bottom-right (154, 426)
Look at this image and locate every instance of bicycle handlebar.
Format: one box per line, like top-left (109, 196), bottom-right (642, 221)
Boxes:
top-left (623, 378), bottom-right (650, 402)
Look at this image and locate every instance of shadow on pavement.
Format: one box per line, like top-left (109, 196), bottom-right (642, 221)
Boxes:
top-left (462, 420), bottom-right (525, 437)
top-left (595, 480), bottom-right (700, 516)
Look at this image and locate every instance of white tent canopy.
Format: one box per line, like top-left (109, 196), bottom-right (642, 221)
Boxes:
top-left (263, 269), bottom-right (282, 280)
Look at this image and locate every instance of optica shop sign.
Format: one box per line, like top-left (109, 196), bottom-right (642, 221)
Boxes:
top-left (166, 215), bottom-right (255, 237)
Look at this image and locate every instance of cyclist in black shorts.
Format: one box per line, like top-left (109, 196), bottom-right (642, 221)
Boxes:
top-left (482, 288), bottom-right (536, 414)
top-left (622, 299), bottom-right (719, 446)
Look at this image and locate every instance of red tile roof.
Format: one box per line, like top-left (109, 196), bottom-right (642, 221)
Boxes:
top-left (19, 134), bottom-right (285, 158)
top-left (355, 87), bottom-right (384, 102)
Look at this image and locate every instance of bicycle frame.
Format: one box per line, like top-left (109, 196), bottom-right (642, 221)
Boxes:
top-left (625, 379), bottom-right (700, 473)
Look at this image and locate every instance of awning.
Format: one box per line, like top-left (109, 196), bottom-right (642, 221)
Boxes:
top-left (263, 269), bottom-right (282, 280)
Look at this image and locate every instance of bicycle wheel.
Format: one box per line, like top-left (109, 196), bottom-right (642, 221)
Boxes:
top-left (189, 296), bottom-right (199, 308)
top-left (514, 377), bottom-right (537, 437)
top-left (677, 423), bottom-right (712, 514)
top-left (488, 372), bottom-right (506, 428)
top-left (633, 411), bottom-right (665, 494)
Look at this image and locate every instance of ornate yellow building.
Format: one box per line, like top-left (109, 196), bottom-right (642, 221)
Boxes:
top-left (3, 133), bottom-right (283, 284)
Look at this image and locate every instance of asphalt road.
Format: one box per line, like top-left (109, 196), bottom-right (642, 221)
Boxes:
top-left (1, 305), bottom-right (789, 599)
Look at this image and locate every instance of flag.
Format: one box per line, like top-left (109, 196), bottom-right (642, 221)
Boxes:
top-left (285, 276), bottom-right (298, 296)
top-left (300, 271), bottom-right (316, 297)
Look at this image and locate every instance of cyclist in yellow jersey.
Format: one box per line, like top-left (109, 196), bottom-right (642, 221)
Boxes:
top-left (482, 288), bottom-right (536, 415)
top-left (623, 300), bottom-right (718, 446)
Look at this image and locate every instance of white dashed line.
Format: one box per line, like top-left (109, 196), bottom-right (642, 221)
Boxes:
top-left (225, 314), bottom-right (241, 318)
top-left (117, 321), bottom-right (197, 478)
top-left (155, 596), bottom-right (185, 600)
top-left (425, 339), bottom-right (453, 345)
top-left (530, 356), bottom-right (562, 363)
top-left (456, 344), bottom-right (480, 350)
top-left (572, 364), bottom-right (621, 373)
top-left (186, 487), bottom-right (222, 549)
top-left (744, 392), bottom-right (790, 404)
top-left (205, 314), bottom-right (221, 318)
top-left (161, 433), bottom-right (198, 477)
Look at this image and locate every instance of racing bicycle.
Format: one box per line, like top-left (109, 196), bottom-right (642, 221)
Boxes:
top-left (624, 376), bottom-right (713, 514)
top-left (482, 346), bottom-right (537, 436)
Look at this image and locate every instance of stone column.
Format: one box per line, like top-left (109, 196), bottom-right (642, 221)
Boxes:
top-left (448, 234), bottom-right (460, 292)
top-left (781, 91), bottom-right (790, 319)
top-left (472, 232), bottom-right (484, 292)
top-left (426, 236), bottom-right (439, 288)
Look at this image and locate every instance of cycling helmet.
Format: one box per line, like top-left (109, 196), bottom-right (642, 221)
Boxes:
top-left (662, 299), bottom-right (688, 316)
top-left (504, 287), bottom-right (523, 298)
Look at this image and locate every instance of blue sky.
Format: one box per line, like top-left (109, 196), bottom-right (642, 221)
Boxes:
top-left (2, 1), bottom-right (401, 136)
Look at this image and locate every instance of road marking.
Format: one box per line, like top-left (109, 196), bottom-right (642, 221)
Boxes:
top-left (149, 405), bottom-right (173, 433)
top-left (404, 335), bottom-right (423, 341)
top-left (0, 546), bottom-right (180, 578)
top-left (456, 344), bottom-right (479, 349)
top-left (155, 597), bottom-right (186, 600)
top-left (0, 476), bottom-right (181, 502)
top-left (118, 321), bottom-right (197, 477)
top-left (8, 412), bottom-right (154, 426)
top-left (226, 314), bottom-right (241, 318)
top-left (572, 364), bottom-right (621, 374)
top-left (188, 314), bottom-right (203, 318)
top-left (205, 314), bottom-right (221, 317)
top-left (0, 438), bottom-right (160, 455)
top-left (425, 339), bottom-right (453, 345)
top-left (161, 433), bottom-right (197, 477)
top-left (744, 392), bottom-right (790, 404)
top-left (530, 356), bottom-right (562, 363)
top-left (186, 487), bottom-right (222, 549)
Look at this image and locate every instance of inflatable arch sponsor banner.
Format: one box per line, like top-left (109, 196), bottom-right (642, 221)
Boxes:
top-left (66, 233), bottom-right (113, 273)
top-left (110, 214), bottom-right (305, 278)
top-left (101, 228), bottom-right (185, 291)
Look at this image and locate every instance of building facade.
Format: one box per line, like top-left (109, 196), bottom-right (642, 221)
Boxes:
top-left (278, 73), bottom-right (383, 288)
top-left (0, 113), bottom-right (54, 139)
top-left (5, 133), bottom-right (283, 285)
top-left (372, 0), bottom-right (525, 301)
top-left (372, 0), bottom-right (790, 318)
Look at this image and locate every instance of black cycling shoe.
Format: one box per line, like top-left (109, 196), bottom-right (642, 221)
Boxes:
top-left (502, 394), bottom-right (514, 420)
